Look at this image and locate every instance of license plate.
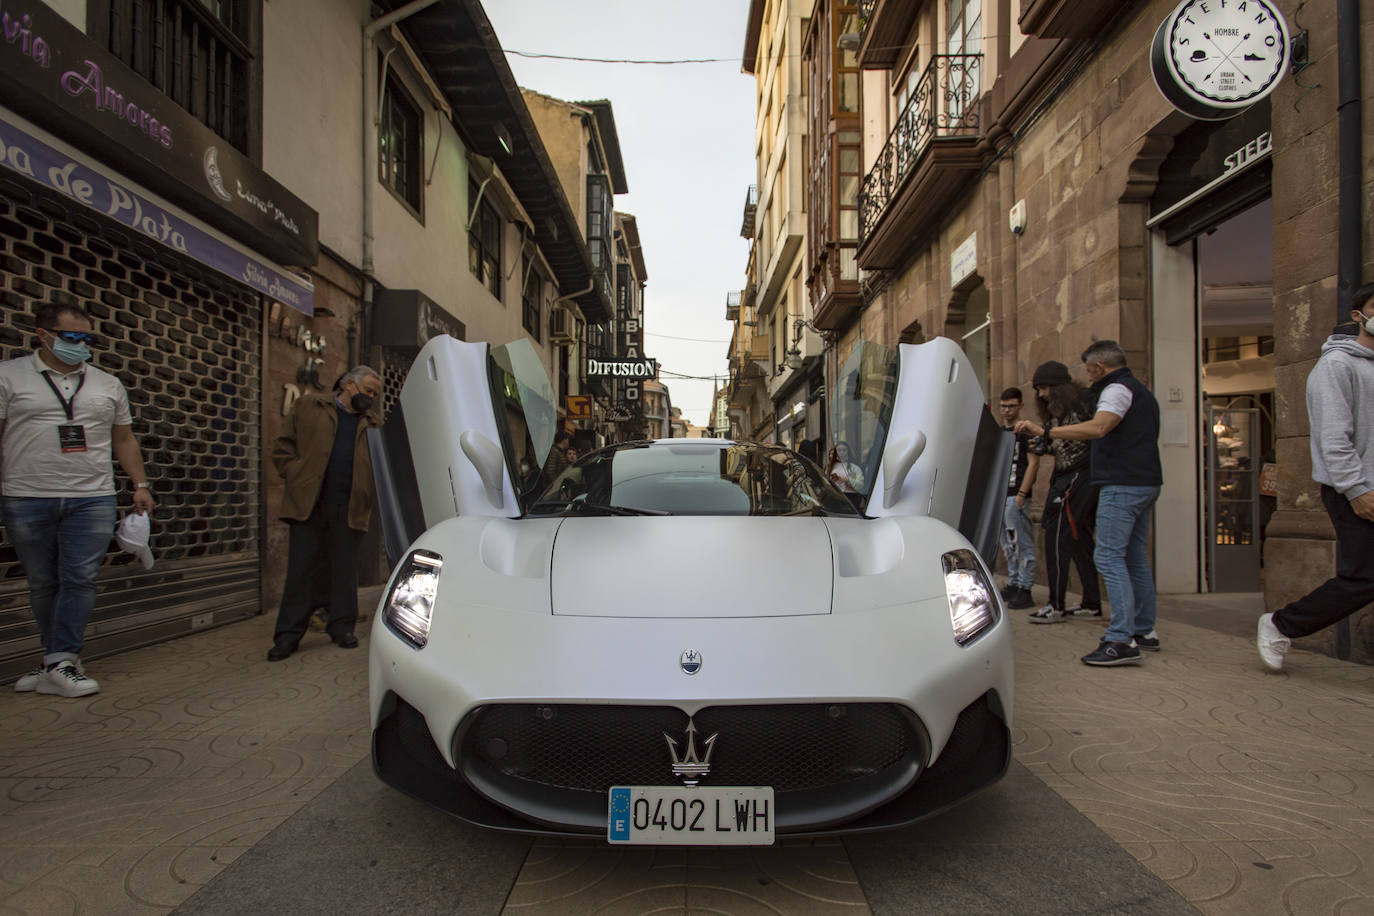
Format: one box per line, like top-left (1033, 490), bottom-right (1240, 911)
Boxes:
top-left (608, 786), bottom-right (775, 845)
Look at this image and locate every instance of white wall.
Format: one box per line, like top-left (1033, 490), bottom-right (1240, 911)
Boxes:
top-left (1152, 232), bottom-right (1202, 593)
top-left (260, 0), bottom-right (561, 378)
top-left (261, 0), bottom-right (368, 266)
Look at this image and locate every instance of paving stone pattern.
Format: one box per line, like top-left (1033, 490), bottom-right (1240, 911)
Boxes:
top-left (0, 591), bottom-right (1370, 914)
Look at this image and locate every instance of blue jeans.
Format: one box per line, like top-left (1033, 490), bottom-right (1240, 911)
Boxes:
top-left (1000, 494), bottom-right (1036, 589)
top-left (1093, 485), bottom-right (1160, 643)
top-left (2, 496), bottom-right (117, 664)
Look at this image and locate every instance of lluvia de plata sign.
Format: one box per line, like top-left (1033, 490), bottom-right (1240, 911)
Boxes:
top-left (0, 0), bottom-right (318, 267)
top-left (0, 111), bottom-right (314, 314)
top-left (587, 358), bottom-right (658, 378)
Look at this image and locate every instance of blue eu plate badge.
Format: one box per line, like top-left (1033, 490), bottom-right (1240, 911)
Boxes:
top-left (608, 787), bottom-right (631, 841)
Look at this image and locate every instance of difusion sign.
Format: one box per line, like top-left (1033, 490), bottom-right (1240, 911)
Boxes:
top-left (587, 358), bottom-right (657, 378)
top-left (0, 0), bottom-right (318, 266)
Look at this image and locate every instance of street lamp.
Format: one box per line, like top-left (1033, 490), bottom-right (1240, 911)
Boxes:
top-left (785, 317), bottom-right (822, 370)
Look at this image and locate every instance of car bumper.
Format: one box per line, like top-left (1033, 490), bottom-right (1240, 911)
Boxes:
top-left (368, 593), bottom-right (1012, 836)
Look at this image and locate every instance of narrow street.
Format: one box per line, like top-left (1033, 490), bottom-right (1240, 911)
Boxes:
top-left (2, 589), bottom-right (1370, 915)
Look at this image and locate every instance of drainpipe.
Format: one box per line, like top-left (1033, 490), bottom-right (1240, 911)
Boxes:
top-left (1332, 0), bottom-right (1363, 659)
top-left (1335, 0), bottom-right (1362, 332)
top-left (360, 0), bottom-right (441, 354)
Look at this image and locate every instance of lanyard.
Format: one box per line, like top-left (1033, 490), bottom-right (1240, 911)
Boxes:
top-left (40, 369), bottom-right (86, 422)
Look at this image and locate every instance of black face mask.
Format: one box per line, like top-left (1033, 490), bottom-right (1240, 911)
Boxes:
top-left (350, 393), bottom-right (374, 413)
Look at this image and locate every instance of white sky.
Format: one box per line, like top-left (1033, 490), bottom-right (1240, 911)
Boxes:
top-left (483, 0), bottom-right (757, 428)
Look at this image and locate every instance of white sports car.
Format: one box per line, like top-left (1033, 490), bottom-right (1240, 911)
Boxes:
top-left (367, 336), bottom-right (1013, 845)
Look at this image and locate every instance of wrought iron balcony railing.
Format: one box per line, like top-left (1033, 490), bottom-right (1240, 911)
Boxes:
top-left (740, 184), bottom-right (759, 239)
top-left (858, 54), bottom-right (982, 244)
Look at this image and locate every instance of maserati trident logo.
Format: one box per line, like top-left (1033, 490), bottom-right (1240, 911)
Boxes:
top-left (679, 649), bottom-right (702, 675)
top-left (664, 718), bottom-right (717, 786)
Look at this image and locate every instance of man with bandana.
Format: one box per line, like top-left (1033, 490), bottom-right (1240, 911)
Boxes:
top-left (1258, 283), bottom-right (1374, 670)
top-left (1, 304), bottom-right (155, 697)
top-left (268, 365), bottom-right (382, 661)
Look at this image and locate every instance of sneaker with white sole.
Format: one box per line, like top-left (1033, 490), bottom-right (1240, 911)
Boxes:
top-left (13, 666), bottom-right (44, 692)
top-left (1028, 605), bottom-right (1066, 624)
top-left (36, 660), bottom-right (99, 698)
top-left (1081, 640), bottom-right (1142, 666)
top-left (1257, 613), bottom-right (1290, 671)
top-left (1066, 604), bottom-right (1103, 618)
top-left (1131, 630), bottom-right (1161, 651)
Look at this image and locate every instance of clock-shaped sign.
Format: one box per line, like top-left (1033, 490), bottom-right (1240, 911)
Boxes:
top-left (1150, 0), bottom-right (1290, 120)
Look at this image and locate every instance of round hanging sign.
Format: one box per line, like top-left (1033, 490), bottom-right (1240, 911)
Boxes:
top-left (1150, 0), bottom-right (1290, 121)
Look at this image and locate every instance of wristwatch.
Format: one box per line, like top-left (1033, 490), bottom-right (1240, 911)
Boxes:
top-left (133, 482), bottom-right (150, 489)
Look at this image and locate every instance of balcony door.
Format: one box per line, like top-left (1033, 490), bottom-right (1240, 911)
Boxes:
top-left (945, 0), bottom-right (981, 123)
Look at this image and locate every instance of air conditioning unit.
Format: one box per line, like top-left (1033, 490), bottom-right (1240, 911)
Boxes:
top-left (549, 307), bottom-right (574, 345)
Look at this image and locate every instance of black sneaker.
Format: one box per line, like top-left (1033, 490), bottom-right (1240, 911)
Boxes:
top-left (999, 583), bottom-right (1014, 600)
top-left (1132, 630), bottom-right (1161, 651)
top-left (1081, 640), bottom-right (1141, 666)
top-left (1066, 603), bottom-right (1103, 618)
top-left (1006, 587), bottom-right (1035, 609)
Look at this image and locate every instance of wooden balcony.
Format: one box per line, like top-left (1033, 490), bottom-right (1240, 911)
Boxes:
top-left (856, 0), bottom-right (918, 71)
top-left (1018, 0), bottom-right (1120, 39)
top-left (857, 54), bottom-right (985, 270)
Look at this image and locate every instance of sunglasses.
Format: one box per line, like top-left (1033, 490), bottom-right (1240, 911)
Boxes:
top-left (52, 330), bottom-right (99, 345)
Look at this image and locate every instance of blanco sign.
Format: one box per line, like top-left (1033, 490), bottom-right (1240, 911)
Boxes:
top-left (951, 232), bottom-right (977, 288)
top-left (588, 358), bottom-right (657, 378)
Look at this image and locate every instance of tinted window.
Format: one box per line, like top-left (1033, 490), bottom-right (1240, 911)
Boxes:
top-left (531, 443), bottom-right (860, 517)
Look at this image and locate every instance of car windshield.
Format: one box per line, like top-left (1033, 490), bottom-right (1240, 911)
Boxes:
top-left (527, 441), bottom-right (862, 517)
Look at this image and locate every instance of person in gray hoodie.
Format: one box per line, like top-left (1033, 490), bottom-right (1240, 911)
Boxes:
top-left (1258, 282), bottom-right (1374, 670)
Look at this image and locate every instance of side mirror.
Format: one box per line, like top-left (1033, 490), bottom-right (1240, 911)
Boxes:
top-left (460, 430), bottom-right (506, 510)
top-left (882, 430), bottom-right (927, 509)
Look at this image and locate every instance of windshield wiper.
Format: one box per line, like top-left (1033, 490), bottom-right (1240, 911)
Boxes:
top-left (527, 500), bottom-right (670, 517)
top-left (574, 501), bottom-right (671, 516)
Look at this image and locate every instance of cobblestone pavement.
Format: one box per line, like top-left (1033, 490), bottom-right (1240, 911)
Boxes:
top-left (0, 588), bottom-right (1370, 915)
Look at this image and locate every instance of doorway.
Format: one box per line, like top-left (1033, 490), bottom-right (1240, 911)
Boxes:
top-left (1198, 200), bottom-right (1274, 592)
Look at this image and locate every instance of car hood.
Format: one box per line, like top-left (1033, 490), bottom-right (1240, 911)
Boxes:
top-left (551, 516), bottom-right (833, 617)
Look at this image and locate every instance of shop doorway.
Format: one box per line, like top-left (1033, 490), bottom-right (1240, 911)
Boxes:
top-left (1198, 200), bottom-right (1274, 592)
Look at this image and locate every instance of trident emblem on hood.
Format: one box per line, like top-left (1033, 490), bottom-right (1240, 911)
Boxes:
top-left (664, 718), bottom-right (717, 786)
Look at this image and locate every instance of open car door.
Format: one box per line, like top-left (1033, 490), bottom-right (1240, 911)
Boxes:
top-left (367, 336), bottom-right (556, 567)
top-left (832, 337), bottom-right (1012, 566)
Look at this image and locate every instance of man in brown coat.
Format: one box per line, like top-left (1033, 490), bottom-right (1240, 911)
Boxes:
top-left (268, 366), bottom-right (382, 661)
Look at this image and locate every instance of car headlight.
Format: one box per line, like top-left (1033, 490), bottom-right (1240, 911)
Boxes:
top-left (383, 549), bottom-right (443, 648)
top-left (942, 549), bottom-right (999, 646)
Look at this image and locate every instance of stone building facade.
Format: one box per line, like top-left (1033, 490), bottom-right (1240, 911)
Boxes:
top-left (757, 0), bottom-right (1373, 661)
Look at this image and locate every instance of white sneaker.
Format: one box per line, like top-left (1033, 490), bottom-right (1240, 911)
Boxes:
top-left (13, 666), bottom-right (44, 692)
top-left (1257, 614), bottom-right (1290, 671)
top-left (36, 661), bottom-right (100, 698)
top-left (1028, 605), bottom-right (1066, 624)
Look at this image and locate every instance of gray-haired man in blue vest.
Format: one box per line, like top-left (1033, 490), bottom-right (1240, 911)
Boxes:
top-left (1015, 339), bottom-right (1162, 666)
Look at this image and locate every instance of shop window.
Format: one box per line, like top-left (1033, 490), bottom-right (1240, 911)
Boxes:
top-left (96, 0), bottom-right (256, 153)
top-left (523, 258), bottom-right (543, 342)
top-left (380, 76), bottom-right (423, 216)
top-left (468, 179), bottom-right (502, 299)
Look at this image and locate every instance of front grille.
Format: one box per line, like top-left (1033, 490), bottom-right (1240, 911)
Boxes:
top-left (461, 703), bottom-right (919, 793)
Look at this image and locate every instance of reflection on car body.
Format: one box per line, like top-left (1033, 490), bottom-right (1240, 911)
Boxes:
top-left (366, 335), bottom-right (1014, 844)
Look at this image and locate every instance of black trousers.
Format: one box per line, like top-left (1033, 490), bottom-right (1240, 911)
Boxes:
top-left (1274, 485), bottom-right (1374, 638)
top-left (1042, 469), bottom-right (1102, 611)
top-left (273, 501), bottom-right (363, 646)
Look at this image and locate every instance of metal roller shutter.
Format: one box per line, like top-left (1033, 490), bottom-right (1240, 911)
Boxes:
top-left (0, 176), bottom-right (262, 679)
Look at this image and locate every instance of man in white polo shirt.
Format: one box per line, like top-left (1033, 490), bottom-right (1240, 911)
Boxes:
top-left (0, 304), bottom-right (155, 697)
